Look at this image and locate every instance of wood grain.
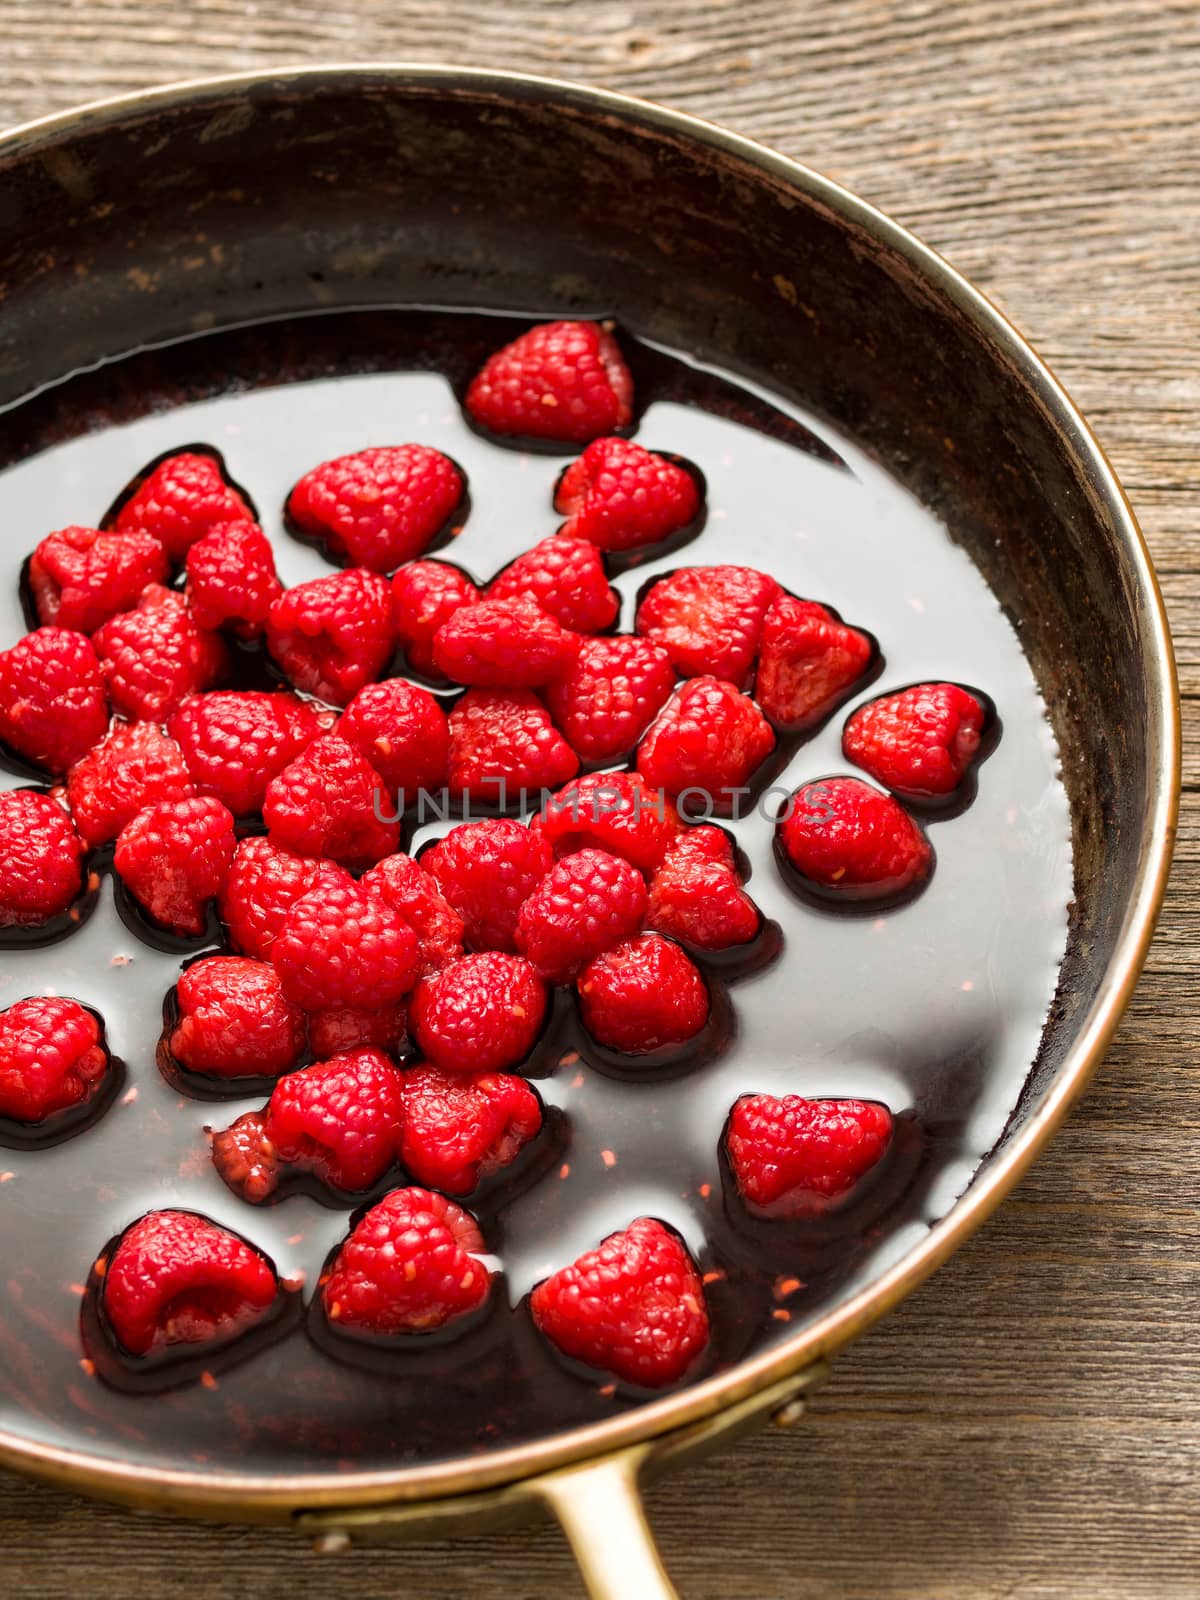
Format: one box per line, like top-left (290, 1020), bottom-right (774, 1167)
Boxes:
top-left (2, 3), bottom-right (1198, 1596)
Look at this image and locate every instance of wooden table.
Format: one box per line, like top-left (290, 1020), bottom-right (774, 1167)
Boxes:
top-left (3, 4), bottom-right (1197, 1595)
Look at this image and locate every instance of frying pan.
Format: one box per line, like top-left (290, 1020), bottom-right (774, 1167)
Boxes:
top-left (0, 66), bottom-right (1178, 1598)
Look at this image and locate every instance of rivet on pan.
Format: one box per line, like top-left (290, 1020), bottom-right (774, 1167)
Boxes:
top-left (771, 1396), bottom-right (808, 1428)
top-left (311, 1530), bottom-right (352, 1555)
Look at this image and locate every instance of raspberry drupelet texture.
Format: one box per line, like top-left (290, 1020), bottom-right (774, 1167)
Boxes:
top-left (486, 536), bottom-right (619, 634)
top-left (391, 560), bottom-right (481, 677)
top-left (422, 819), bottom-right (553, 953)
top-left (307, 1004), bottom-right (408, 1060)
top-left (263, 733), bottom-right (400, 871)
top-left (446, 689), bottom-right (579, 800)
top-left (636, 564), bottom-right (782, 687)
top-left (531, 1217), bottom-right (709, 1388)
top-left (555, 437), bottom-right (701, 551)
top-left (0, 627), bottom-right (109, 775)
top-left (432, 596), bottom-right (581, 689)
top-left (754, 597), bottom-right (873, 731)
top-left (271, 880), bottom-right (419, 1011)
top-left (0, 996), bottom-right (107, 1123)
top-left (725, 1095), bottom-right (895, 1217)
top-left (637, 677), bottom-right (776, 813)
top-left (114, 795), bottom-right (237, 937)
top-left (400, 1062), bottom-right (543, 1195)
top-left (778, 777), bottom-right (933, 901)
top-left (219, 836), bottom-right (353, 961)
top-left (545, 634), bottom-right (676, 764)
top-left (266, 567), bottom-right (394, 706)
top-left (264, 1048), bottom-right (406, 1192)
top-left (28, 525), bottom-right (169, 635)
top-left (533, 771), bottom-right (682, 873)
top-left (577, 932), bottom-right (710, 1055)
top-left (112, 450), bottom-right (255, 563)
top-left (92, 585), bottom-right (229, 722)
top-left (0, 790), bottom-right (86, 929)
top-left (515, 848), bottom-right (648, 983)
top-left (168, 690), bottom-right (326, 818)
top-left (359, 853), bottom-right (464, 976)
top-left (101, 1209), bottom-right (278, 1358)
top-left (287, 445), bottom-right (465, 572)
top-left (646, 826), bottom-right (760, 951)
top-left (843, 682), bottom-right (987, 799)
top-left (207, 1113), bottom-right (282, 1206)
top-left (169, 957), bottom-right (306, 1080)
top-left (322, 1187), bottom-right (490, 1336)
top-left (465, 320), bottom-right (633, 444)
top-left (339, 679), bottom-right (450, 799)
top-left (410, 952), bottom-right (547, 1074)
top-left (185, 520), bottom-right (282, 636)
top-left (66, 720), bottom-right (195, 849)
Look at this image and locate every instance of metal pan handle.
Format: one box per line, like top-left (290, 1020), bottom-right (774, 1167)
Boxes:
top-left (535, 1446), bottom-right (679, 1600)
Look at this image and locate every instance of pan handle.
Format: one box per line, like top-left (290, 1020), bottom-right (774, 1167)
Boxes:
top-left (535, 1445), bottom-right (679, 1600)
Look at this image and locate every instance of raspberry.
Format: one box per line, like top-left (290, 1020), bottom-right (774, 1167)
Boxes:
top-left (433, 596), bottom-right (580, 689)
top-left (185, 520), bottom-right (282, 636)
top-left (531, 1217), bottom-right (708, 1388)
top-left (322, 1187), bottom-right (490, 1336)
top-left (555, 437), bottom-right (701, 552)
top-left (391, 560), bottom-right (480, 677)
top-left (66, 720), bottom-right (195, 848)
top-left (647, 827), bottom-right (760, 951)
top-left (340, 679), bottom-right (450, 799)
top-left (577, 933), bottom-right (709, 1055)
top-left (114, 794), bottom-right (236, 937)
top-left (112, 450), bottom-right (255, 563)
top-left (754, 597), bottom-right (873, 731)
top-left (0, 996), bottom-right (107, 1123)
top-left (168, 690), bottom-right (326, 818)
top-left (92, 585), bottom-right (229, 722)
top-left (486, 536), bottom-right (618, 634)
top-left (515, 849), bottom-right (648, 983)
top-left (359, 853), bottom-right (464, 975)
top-left (263, 733), bottom-right (400, 871)
top-left (637, 678), bottom-right (775, 814)
top-left (422, 819), bottom-right (553, 953)
top-left (636, 565), bottom-right (781, 687)
top-left (266, 567), bottom-right (394, 706)
top-left (264, 1049), bottom-right (405, 1192)
top-left (410, 952), bottom-right (546, 1074)
top-left (447, 689), bottom-right (579, 801)
top-left (287, 445), bottom-right (465, 572)
top-left (777, 777), bottom-right (933, 901)
top-left (101, 1210), bottom-right (278, 1358)
top-left (307, 1004), bottom-right (408, 1060)
top-left (0, 790), bottom-right (85, 928)
top-left (533, 771), bottom-right (681, 873)
top-left (465, 320), bottom-right (633, 444)
top-left (28, 525), bottom-right (168, 635)
top-left (0, 627), bottom-right (109, 775)
top-left (169, 956), bottom-right (306, 1080)
top-left (545, 635), bottom-right (676, 764)
top-left (843, 682), bottom-right (987, 800)
top-left (220, 837), bottom-right (352, 960)
top-left (208, 1113), bottom-right (281, 1205)
top-left (399, 1063), bottom-right (543, 1194)
top-left (271, 880), bottom-right (418, 1010)
top-left (725, 1094), bottom-right (894, 1217)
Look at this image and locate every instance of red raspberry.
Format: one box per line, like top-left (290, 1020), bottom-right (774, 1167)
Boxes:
top-left (263, 733), bottom-right (400, 871)
top-left (92, 585), bottom-right (229, 722)
top-left (28, 525), bottom-right (168, 635)
top-left (168, 690), bottom-right (326, 818)
top-left (114, 794), bottom-right (236, 936)
top-left (101, 1209), bottom-right (278, 1358)
top-left (0, 627), bottom-right (109, 775)
top-left (66, 720), bottom-right (195, 848)
top-left (185, 520), bottom-right (282, 636)
top-left (636, 565), bottom-right (781, 687)
top-left (266, 567), bottom-right (394, 706)
top-left (400, 1063), bottom-right (542, 1195)
top-left (208, 1112), bottom-right (281, 1205)
top-left (777, 777), bottom-right (933, 901)
top-left (359, 853), bottom-right (464, 975)
top-left (531, 1217), bottom-right (708, 1388)
top-left (422, 819), bottom-right (553, 953)
top-left (0, 790), bottom-right (85, 928)
top-left (112, 450), bottom-right (254, 563)
top-left (545, 635), bottom-right (675, 764)
top-left (340, 679), bottom-right (450, 798)
top-left (754, 597), bottom-right (873, 731)
top-left (515, 849), bottom-right (648, 983)
top-left (410, 952), bottom-right (546, 1074)
top-left (392, 560), bottom-right (480, 677)
top-left (555, 437), bottom-right (701, 552)
top-left (486, 536), bottom-right (618, 634)
top-left (465, 320), bottom-right (633, 444)
top-left (647, 827), bottom-right (760, 951)
top-left (0, 996), bottom-right (107, 1123)
top-left (287, 445), bottom-right (465, 572)
top-left (307, 1004), bottom-right (407, 1060)
top-left (322, 1187), bottom-right (490, 1336)
top-left (843, 682), bottom-right (987, 800)
top-left (577, 933), bottom-right (710, 1055)
top-left (533, 771), bottom-right (682, 873)
top-left (264, 1049), bottom-right (405, 1192)
top-left (433, 596), bottom-right (580, 689)
top-left (169, 956), bottom-right (306, 1080)
top-left (447, 689), bottom-right (579, 801)
top-left (219, 837), bottom-right (352, 961)
top-left (637, 678), bottom-right (775, 814)
top-left (725, 1094), bottom-right (894, 1217)
top-left (271, 880), bottom-right (418, 1010)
